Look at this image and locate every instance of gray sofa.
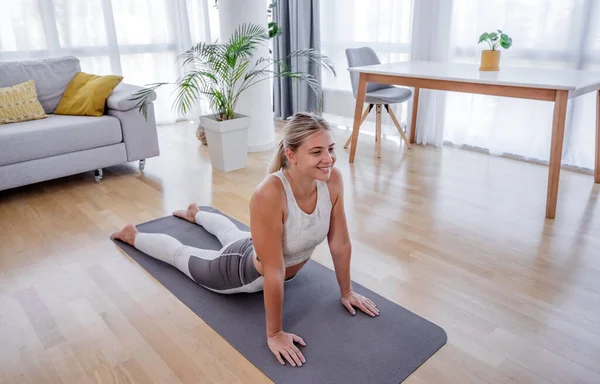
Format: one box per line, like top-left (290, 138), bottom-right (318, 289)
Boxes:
top-left (0, 56), bottom-right (160, 191)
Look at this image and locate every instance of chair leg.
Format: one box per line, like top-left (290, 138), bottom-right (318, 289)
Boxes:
top-left (385, 104), bottom-right (413, 149)
top-left (375, 104), bottom-right (382, 158)
top-left (95, 169), bottom-right (103, 183)
top-left (344, 104), bottom-right (374, 149)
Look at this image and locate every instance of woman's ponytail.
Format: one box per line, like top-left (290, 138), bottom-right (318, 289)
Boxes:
top-left (268, 139), bottom-right (287, 173)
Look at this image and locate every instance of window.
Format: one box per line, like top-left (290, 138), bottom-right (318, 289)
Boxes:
top-left (319, 0), bottom-right (413, 91)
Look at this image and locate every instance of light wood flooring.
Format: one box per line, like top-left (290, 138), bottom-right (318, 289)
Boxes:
top-left (1, 120), bottom-right (600, 384)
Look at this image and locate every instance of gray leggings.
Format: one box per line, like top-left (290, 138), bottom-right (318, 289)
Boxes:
top-left (133, 211), bottom-right (264, 294)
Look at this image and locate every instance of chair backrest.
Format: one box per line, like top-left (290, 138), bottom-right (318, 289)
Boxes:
top-left (345, 47), bottom-right (392, 98)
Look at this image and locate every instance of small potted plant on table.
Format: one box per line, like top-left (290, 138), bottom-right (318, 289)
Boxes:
top-left (478, 29), bottom-right (513, 71)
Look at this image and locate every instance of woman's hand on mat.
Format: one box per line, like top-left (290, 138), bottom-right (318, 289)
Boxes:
top-left (267, 331), bottom-right (306, 367)
top-left (342, 290), bottom-right (380, 317)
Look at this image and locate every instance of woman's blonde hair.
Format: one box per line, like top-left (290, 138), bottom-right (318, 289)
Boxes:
top-left (268, 112), bottom-right (331, 173)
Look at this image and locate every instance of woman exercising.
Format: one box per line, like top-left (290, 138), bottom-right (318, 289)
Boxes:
top-left (113, 112), bottom-right (379, 368)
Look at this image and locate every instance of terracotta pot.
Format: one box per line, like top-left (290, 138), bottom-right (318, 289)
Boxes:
top-left (196, 123), bottom-right (207, 145)
top-left (480, 50), bottom-right (501, 71)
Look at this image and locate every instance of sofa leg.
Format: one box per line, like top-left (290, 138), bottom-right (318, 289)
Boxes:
top-left (139, 159), bottom-right (146, 171)
top-left (95, 169), bottom-right (103, 183)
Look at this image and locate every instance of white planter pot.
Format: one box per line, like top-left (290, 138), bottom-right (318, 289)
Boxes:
top-left (200, 113), bottom-right (250, 172)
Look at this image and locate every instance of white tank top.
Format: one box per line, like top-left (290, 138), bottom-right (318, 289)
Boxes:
top-left (272, 169), bottom-right (332, 267)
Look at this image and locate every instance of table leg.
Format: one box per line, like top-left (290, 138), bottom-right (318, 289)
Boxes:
top-left (375, 105), bottom-right (382, 158)
top-left (546, 90), bottom-right (569, 219)
top-left (595, 90), bottom-right (600, 183)
top-left (409, 87), bottom-right (420, 144)
top-left (349, 73), bottom-right (368, 163)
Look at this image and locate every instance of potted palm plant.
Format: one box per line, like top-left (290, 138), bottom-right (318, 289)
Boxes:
top-left (132, 23), bottom-right (335, 172)
top-left (478, 29), bottom-right (513, 71)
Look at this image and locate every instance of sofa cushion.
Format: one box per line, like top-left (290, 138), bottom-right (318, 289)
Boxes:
top-left (0, 56), bottom-right (81, 114)
top-left (55, 72), bottom-right (123, 116)
top-left (0, 114), bottom-right (122, 166)
top-left (0, 80), bottom-right (48, 124)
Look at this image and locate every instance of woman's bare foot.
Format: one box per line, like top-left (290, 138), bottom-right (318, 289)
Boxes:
top-left (113, 224), bottom-right (139, 246)
top-left (173, 203), bottom-right (200, 224)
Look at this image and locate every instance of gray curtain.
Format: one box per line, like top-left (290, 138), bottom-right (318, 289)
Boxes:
top-left (273, 0), bottom-right (322, 119)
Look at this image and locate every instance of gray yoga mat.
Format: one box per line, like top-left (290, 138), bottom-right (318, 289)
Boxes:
top-left (111, 206), bottom-right (447, 384)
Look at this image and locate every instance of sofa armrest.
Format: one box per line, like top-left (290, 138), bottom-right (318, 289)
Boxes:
top-left (107, 102), bottom-right (160, 162)
top-left (107, 82), bottom-right (156, 112)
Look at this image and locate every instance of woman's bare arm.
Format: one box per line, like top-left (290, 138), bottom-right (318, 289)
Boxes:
top-left (327, 168), bottom-right (379, 317)
top-left (250, 177), bottom-right (307, 367)
top-left (326, 168), bottom-right (353, 296)
top-left (249, 179), bottom-right (286, 337)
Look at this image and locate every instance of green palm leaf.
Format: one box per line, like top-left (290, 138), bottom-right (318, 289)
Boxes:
top-left (283, 48), bottom-right (336, 76)
top-left (131, 22), bottom-right (336, 121)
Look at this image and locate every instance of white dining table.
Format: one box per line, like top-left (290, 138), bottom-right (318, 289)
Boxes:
top-left (347, 60), bottom-right (600, 219)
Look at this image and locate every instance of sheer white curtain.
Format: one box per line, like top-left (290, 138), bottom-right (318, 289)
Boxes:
top-left (408, 0), bottom-right (453, 146)
top-left (0, 0), bottom-right (219, 125)
top-left (319, 0), bottom-right (414, 144)
top-left (445, 0), bottom-right (600, 170)
top-left (319, 0), bottom-right (454, 147)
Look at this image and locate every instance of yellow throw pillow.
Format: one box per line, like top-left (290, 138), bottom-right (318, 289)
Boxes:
top-left (54, 72), bottom-right (123, 117)
top-left (0, 80), bottom-right (47, 124)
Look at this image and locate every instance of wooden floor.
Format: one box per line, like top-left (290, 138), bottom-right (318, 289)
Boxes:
top-left (1, 120), bottom-right (600, 384)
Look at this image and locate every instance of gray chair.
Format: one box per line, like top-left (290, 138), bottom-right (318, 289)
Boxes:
top-left (344, 47), bottom-right (413, 157)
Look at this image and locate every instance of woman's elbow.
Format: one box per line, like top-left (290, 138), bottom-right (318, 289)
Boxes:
top-left (263, 264), bottom-right (285, 282)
